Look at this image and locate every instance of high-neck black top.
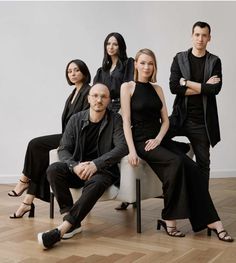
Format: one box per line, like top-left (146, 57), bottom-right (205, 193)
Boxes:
top-left (131, 81), bottom-right (163, 142)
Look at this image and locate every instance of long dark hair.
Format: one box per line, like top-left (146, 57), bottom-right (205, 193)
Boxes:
top-left (102, 32), bottom-right (128, 71)
top-left (65, 59), bottom-right (91, 86)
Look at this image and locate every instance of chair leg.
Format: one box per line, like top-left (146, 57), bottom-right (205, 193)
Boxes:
top-left (136, 178), bottom-right (141, 233)
top-left (50, 192), bottom-right (54, 219)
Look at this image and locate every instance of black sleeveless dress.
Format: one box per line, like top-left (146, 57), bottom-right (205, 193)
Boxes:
top-left (130, 82), bottom-right (220, 232)
top-left (131, 81), bottom-right (162, 142)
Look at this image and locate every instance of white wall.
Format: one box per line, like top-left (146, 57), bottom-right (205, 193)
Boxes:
top-left (0, 1), bottom-right (236, 183)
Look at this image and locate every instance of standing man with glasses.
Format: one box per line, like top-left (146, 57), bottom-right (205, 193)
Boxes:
top-left (38, 83), bottom-right (128, 249)
top-left (168, 21), bottom-right (222, 187)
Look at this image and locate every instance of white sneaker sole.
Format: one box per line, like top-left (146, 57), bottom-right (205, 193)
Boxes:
top-left (62, 226), bottom-right (82, 239)
top-left (37, 232), bottom-right (48, 250)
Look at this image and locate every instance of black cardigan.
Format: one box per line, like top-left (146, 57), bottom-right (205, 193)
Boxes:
top-left (169, 48), bottom-right (222, 147)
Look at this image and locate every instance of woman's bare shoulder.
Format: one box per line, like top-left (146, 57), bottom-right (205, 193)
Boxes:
top-left (121, 81), bottom-right (135, 93)
top-left (152, 84), bottom-right (163, 93)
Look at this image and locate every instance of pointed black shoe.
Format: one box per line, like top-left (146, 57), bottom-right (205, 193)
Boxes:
top-left (115, 202), bottom-right (137, 210)
top-left (38, 228), bottom-right (61, 249)
top-left (115, 202), bottom-right (130, 210)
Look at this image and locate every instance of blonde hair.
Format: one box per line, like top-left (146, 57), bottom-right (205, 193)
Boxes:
top-left (134, 48), bottom-right (157, 83)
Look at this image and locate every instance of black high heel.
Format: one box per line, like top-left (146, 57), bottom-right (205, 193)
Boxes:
top-left (157, 219), bottom-right (185, 237)
top-left (115, 202), bottom-right (137, 210)
top-left (115, 202), bottom-right (130, 210)
top-left (207, 227), bottom-right (234, 242)
top-left (10, 202), bottom-right (35, 219)
top-left (8, 179), bottom-right (29, 197)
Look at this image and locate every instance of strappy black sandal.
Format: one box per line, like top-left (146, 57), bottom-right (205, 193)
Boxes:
top-left (8, 179), bottom-right (29, 197)
top-left (10, 202), bottom-right (35, 219)
top-left (157, 219), bottom-right (185, 237)
top-left (207, 228), bottom-right (234, 242)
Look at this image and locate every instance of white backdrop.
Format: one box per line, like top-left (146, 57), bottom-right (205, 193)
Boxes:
top-left (0, 1), bottom-right (236, 182)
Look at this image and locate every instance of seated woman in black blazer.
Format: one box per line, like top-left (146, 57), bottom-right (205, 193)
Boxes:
top-left (8, 59), bottom-right (91, 218)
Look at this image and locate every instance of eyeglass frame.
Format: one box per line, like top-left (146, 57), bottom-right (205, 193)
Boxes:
top-left (89, 93), bottom-right (110, 100)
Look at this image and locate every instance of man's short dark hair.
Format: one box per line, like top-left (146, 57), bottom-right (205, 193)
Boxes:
top-left (192, 21), bottom-right (211, 34)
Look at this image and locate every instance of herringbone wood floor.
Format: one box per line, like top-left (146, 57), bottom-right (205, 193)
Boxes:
top-left (0, 178), bottom-right (236, 263)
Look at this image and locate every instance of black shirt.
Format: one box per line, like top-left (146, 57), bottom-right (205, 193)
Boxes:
top-left (187, 52), bottom-right (206, 124)
top-left (83, 120), bottom-right (102, 161)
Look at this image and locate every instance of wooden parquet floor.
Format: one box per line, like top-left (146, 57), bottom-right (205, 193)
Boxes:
top-left (0, 178), bottom-right (236, 263)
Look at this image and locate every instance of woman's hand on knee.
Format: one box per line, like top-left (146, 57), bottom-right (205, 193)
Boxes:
top-left (145, 138), bottom-right (161, 151)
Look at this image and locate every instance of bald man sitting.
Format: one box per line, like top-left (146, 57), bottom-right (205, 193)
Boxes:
top-left (38, 83), bottom-right (128, 249)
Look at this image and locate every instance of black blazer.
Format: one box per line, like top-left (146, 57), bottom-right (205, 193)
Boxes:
top-left (61, 83), bottom-right (90, 133)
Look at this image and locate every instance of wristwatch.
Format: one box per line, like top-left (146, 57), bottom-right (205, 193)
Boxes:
top-left (69, 163), bottom-right (77, 173)
top-left (182, 79), bottom-right (187, 87)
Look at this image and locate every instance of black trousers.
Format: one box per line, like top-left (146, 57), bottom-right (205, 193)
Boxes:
top-left (167, 119), bottom-right (210, 186)
top-left (47, 162), bottom-right (116, 226)
top-left (183, 156), bottom-right (220, 232)
top-left (23, 134), bottom-right (62, 202)
top-left (135, 140), bottom-right (220, 232)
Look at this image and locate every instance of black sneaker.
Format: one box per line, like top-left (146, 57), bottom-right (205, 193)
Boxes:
top-left (62, 224), bottom-right (82, 240)
top-left (38, 228), bottom-right (61, 249)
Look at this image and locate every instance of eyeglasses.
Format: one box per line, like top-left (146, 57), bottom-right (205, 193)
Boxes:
top-left (89, 94), bottom-right (110, 100)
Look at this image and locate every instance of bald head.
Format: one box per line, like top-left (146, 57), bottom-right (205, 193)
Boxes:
top-left (88, 83), bottom-right (110, 113)
top-left (89, 83), bottom-right (110, 97)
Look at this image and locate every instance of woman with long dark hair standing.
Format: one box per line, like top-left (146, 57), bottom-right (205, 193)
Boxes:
top-left (94, 32), bottom-right (135, 210)
top-left (93, 32), bottom-right (134, 113)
